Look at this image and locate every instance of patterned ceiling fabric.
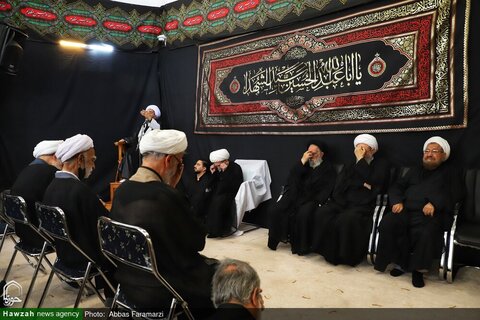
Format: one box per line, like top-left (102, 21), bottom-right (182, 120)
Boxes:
top-left (0, 0), bottom-right (377, 49)
top-left (195, 0), bottom-right (470, 135)
top-left (161, 0), bottom-right (376, 47)
top-left (0, 0), bottom-right (162, 50)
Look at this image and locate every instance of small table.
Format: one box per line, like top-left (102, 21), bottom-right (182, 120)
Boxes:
top-left (234, 159), bottom-right (272, 231)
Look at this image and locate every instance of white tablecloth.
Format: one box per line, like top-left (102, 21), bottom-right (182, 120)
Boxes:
top-left (234, 159), bottom-right (272, 227)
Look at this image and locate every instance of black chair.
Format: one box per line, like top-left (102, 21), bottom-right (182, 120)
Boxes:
top-left (97, 216), bottom-right (194, 320)
top-left (367, 194), bottom-right (386, 264)
top-left (36, 203), bottom-right (114, 308)
top-left (367, 166), bottom-right (401, 264)
top-left (445, 169), bottom-right (480, 282)
top-left (2, 193), bottom-right (54, 307)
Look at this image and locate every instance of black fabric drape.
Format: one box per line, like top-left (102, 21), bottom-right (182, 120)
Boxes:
top-left (0, 40), bottom-right (160, 199)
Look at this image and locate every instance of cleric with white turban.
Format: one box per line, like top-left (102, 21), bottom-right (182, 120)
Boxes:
top-left (209, 149), bottom-right (230, 163)
top-left (139, 129), bottom-right (187, 155)
top-left (146, 104), bottom-right (161, 119)
top-left (33, 140), bottom-right (64, 158)
top-left (55, 134), bottom-right (94, 163)
top-left (353, 134), bottom-right (378, 151)
top-left (423, 136), bottom-right (450, 160)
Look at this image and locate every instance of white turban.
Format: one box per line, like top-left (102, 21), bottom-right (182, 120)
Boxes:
top-left (146, 105), bottom-right (161, 119)
top-left (423, 136), bottom-right (450, 160)
top-left (210, 149), bottom-right (230, 162)
top-left (55, 134), bottom-right (94, 163)
top-left (139, 129), bottom-right (187, 155)
top-left (354, 134), bottom-right (378, 151)
top-left (33, 140), bottom-right (64, 158)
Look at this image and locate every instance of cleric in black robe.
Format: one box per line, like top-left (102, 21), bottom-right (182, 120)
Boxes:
top-left (206, 149), bottom-right (244, 238)
top-left (111, 129), bottom-right (216, 316)
top-left (10, 140), bottom-right (63, 249)
top-left (185, 159), bottom-right (213, 223)
top-left (374, 137), bottom-right (463, 288)
top-left (115, 104), bottom-right (161, 179)
top-left (42, 134), bottom-right (114, 293)
top-left (267, 141), bottom-right (336, 254)
top-left (312, 134), bottom-right (390, 266)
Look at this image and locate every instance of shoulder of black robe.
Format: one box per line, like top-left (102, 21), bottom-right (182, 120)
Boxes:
top-left (110, 179), bottom-right (213, 297)
top-left (111, 179), bottom-right (208, 263)
top-left (333, 157), bottom-right (390, 206)
top-left (308, 160), bottom-right (337, 205)
top-left (286, 160), bottom-right (308, 188)
top-left (11, 163), bottom-right (57, 222)
top-left (212, 161), bottom-right (244, 195)
top-left (43, 177), bottom-right (108, 259)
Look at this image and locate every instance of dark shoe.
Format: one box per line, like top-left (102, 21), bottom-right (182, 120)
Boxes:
top-left (412, 270), bottom-right (425, 288)
top-left (390, 268), bottom-right (405, 277)
top-left (267, 237), bottom-right (279, 251)
top-left (296, 250), bottom-right (309, 256)
top-left (374, 262), bottom-right (387, 272)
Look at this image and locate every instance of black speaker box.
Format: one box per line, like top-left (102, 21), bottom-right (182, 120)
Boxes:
top-left (0, 23), bottom-right (28, 76)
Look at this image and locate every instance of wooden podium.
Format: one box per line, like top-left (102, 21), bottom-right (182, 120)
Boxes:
top-left (105, 140), bottom-right (126, 210)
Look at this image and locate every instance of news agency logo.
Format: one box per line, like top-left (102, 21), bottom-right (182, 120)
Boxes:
top-left (2, 280), bottom-right (23, 307)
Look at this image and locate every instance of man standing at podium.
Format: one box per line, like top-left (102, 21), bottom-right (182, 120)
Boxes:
top-left (115, 104), bottom-right (161, 179)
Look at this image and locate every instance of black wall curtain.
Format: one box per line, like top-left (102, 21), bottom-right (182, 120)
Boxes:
top-left (159, 0), bottom-right (480, 227)
top-left (0, 40), bottom-right (160, 199)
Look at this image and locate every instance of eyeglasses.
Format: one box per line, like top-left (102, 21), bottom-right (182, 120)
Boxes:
top-left (424, 149), bottom-right (443, 154)
top-left (171, 154), bottom-right (184, 166)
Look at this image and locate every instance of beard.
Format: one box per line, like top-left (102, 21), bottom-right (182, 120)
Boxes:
top-left (423, 159), bottom-right (441, 170)
top-left (78, 166), bottom-right (93, 181)
top-left (78, 167), bottom-right (86, 180)
top-left (164, 165), bottom-right (179, 186)
top-left (309, 158), bottom-right (321, 168)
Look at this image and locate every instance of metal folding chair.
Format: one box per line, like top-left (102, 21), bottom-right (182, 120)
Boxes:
top-left (367, 194), bottom-right (386, 264)
top-left (2, 193), bottom-right (54, 307)
top-left (36, 203), bottom-right (114, 308)
top-left (98, 216), bottom-right (194, 320)
top-left (444, 169), bottom-right (480, 282)
top-left (0, 190), bottom-right (16, 256)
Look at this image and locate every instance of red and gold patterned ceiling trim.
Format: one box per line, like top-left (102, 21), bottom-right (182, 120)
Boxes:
top-left (0, 0), bottom-right (375, 49)
top-left (0, 0), bottom-right (162, 50)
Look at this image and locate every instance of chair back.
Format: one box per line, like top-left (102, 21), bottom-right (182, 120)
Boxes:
top-left (333, 163), bottom-right (344, 175)
top-left (35, 203), bottom-right (70, 242)
top-left (463, 169), bottom-right (480, 224)
top-left (0, 189), bottom-right (14, 226)
top-left (98, 216), bottom-right (155, 273)
top-left (3, 193), bottom-right (28, 225)
top-left (97, 217), bottom-right (187, 305)
top-left (397, 166), bottom-right (411, 180)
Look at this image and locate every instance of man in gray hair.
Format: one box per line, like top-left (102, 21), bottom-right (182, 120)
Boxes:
top-left (210, 259), bottom-right (264, 320)
top-left (111, 129), bottom-right (216, 315)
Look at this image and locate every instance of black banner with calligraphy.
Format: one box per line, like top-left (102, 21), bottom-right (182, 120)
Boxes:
top-left (195, 0), bottom-right (470, 135)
